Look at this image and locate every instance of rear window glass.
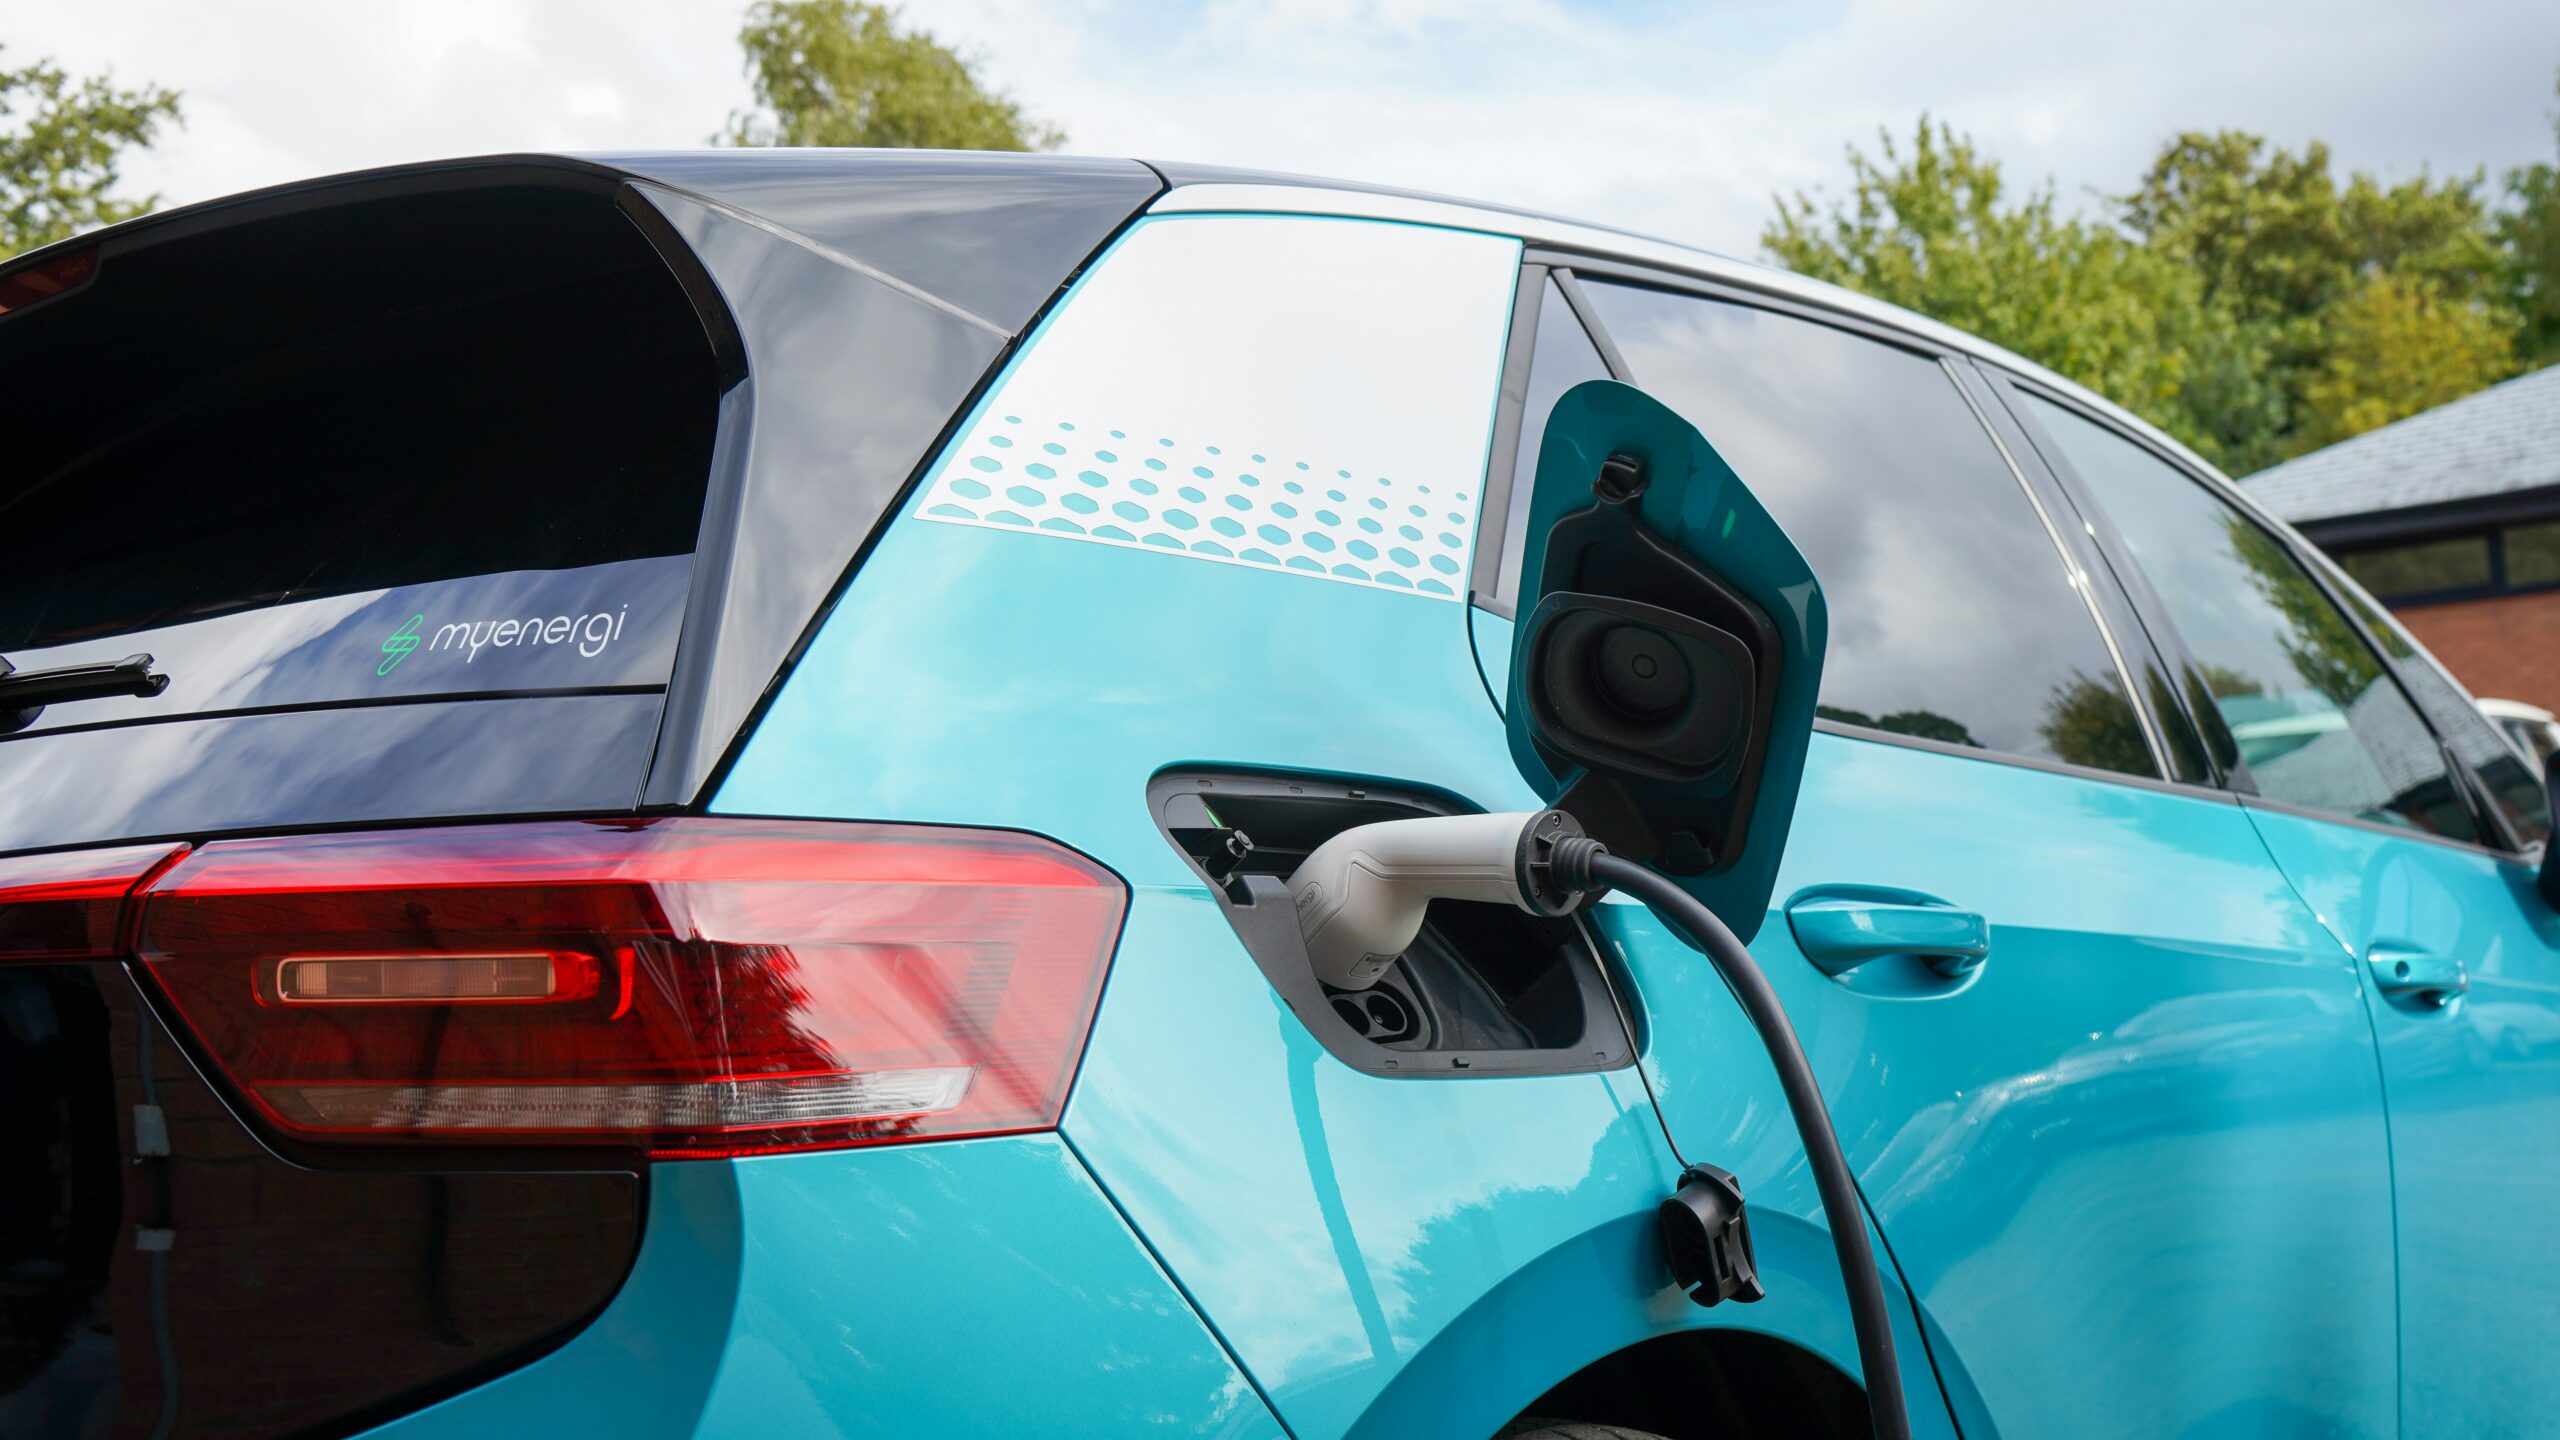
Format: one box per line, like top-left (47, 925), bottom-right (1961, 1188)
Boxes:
top-left (0, 179), bottom-right (721, 722)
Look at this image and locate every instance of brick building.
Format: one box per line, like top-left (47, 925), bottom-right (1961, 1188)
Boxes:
top-left (2245, 363), bottom-right (2560, 712)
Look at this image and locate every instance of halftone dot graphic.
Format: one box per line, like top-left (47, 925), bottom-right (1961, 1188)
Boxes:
top-left (1003, 415), bottom-right (1021, 424)
top-left (920, 411), bottom-right (1484, 601)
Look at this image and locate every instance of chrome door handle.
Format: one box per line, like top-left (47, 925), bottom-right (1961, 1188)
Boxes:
top-left (2368, 945), bottom-right (2466, 1008)
top-left (1786, 888), bottom-right (1990, 979)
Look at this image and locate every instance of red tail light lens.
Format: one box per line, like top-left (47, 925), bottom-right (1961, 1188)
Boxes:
top-left (0, 841), bottom-right (187, 960)
top-left (132, 819), bottom-right (1126, 1156)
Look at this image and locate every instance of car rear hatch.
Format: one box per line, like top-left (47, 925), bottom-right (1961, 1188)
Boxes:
top-left (0, 151), bottom-right (1156, 1436)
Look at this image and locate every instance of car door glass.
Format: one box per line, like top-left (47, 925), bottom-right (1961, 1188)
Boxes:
top-left (1569, 280), bottom-right (2155, 777)
top-left (1493, 278), bottom-right (1612, 612)
top-left (2020, 392), bottom-right (2481, 842)
top-left (2325, 568), bottom-right (2552, 846)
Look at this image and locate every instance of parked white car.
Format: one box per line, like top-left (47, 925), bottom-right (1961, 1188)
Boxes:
top-left (2481, 697), bottom-right (2560, 770)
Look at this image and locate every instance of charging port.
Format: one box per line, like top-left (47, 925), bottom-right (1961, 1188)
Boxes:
top-left (1148, 770), bottom-right (1635, 1078)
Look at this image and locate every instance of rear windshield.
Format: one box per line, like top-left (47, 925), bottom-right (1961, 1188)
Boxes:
top-left (0, 174), bottom-right (722, 723)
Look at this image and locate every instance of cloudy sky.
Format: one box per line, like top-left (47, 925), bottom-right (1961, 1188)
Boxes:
top-left (14, 0), bottom-right (2560, 258)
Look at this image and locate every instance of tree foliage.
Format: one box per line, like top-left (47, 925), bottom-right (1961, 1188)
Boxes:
top-left (1765, 111), bottom-right (2547, 474)
top-left (0, 48), bottom-right (181, 261)
top-left (722, 0), bottom-right (1059, 152)
top-left (2503, 76), bottom-right (2560, 368)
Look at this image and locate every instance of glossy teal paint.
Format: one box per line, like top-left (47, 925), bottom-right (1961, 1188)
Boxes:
top-left (715, 435), bottom-right (1946, 1431)
top-left (1602, 733), bottom-right (2398, 1439)
top-left (709, 213), bottom-right (1956, 1435)
top-left (361, 1138), bottom-right (1278, 1440)
top-left (2240, 803), bottom-right (2560, 1439)
top-left (1505, 381), bottom-right (1826, 944)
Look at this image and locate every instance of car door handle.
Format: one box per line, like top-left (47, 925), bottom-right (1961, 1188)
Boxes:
top-left (1785, 888), bottom-right (1990, 979)
top-left (2367, 944), bottom-right (2467, 1008)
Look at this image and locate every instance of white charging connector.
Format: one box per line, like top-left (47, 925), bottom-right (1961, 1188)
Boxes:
top-left (1285, 809), bottom-right (1590, 989)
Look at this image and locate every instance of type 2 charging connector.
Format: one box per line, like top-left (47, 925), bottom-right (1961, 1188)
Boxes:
top-left (1284, 809), bottom-right (1910, 1440)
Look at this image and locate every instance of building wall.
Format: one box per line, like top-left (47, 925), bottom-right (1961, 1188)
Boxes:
top-left (2394, 590), bottom-right (2560, 712)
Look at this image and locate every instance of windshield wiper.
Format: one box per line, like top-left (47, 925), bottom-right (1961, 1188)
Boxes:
top-left (0, 652), bottom-right (170, 733)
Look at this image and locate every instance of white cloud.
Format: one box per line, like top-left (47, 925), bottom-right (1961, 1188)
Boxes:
top-left (9, 0), bottom-right (2558, 257)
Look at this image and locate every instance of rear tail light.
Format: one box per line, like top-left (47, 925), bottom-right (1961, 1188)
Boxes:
top-left (125, 818), bottom-right (1126, 1157)
top-left (0, 841), bottom-right (186, 960)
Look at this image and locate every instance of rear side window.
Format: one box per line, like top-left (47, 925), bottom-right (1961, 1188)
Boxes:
top-left (0, 181), bottom-right (722, 719)
top-left (1571, 280), bottom-right (2155, 777)
top-left (2021, 393), bottom-right (2481, 842)
top-left (2324, 564), bottom-right (2552, 847)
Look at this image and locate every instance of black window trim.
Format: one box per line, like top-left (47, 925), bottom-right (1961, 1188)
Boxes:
top-left (1470, 261), bottom-right (1552, 608)
top-left (1482, 248), bottom-right (2204, 796)
top-left (1991, 364), bottom-right (2536, 860)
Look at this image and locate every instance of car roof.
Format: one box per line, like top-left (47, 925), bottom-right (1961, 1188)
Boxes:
top-left (7, 147), bottom-right (2251, 516)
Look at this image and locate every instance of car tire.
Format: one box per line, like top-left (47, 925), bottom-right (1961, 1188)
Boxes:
top-left (1496, 1423), bottom-right (1675, 1440)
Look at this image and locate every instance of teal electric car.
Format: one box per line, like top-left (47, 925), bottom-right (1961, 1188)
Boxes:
top-left (2, 150), bottom-right (2554, 1440)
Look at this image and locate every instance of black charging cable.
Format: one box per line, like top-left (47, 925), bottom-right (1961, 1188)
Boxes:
top-left (1551, 837), bottom-right (1912, 1440)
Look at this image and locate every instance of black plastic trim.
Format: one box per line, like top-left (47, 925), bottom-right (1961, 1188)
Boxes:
top-left (0, 685), bottom-right (664, 745)
top-left (1471, 261), bottom-right (1550, 605)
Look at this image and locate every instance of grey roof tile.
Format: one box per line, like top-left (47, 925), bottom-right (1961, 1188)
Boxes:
top-left (2241, 362), bottom-right (2560, 522)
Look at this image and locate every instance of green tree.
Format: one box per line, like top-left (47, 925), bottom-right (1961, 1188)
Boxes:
top-left (1765, 118), bottom-right (2525, 476)
top-left (2122, 130), bottom-right (2511, 466)
top-left (2295, 272), bottom-right (2515, 450)
top-left (721, 0), bottom-right (1060, 151)
top-left (0, 48), bottom-right (180, 260)
top-left (1763, 118), bottom-right (2271, 470)
top-left (2502, 73), bottom-right (2560, 367)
